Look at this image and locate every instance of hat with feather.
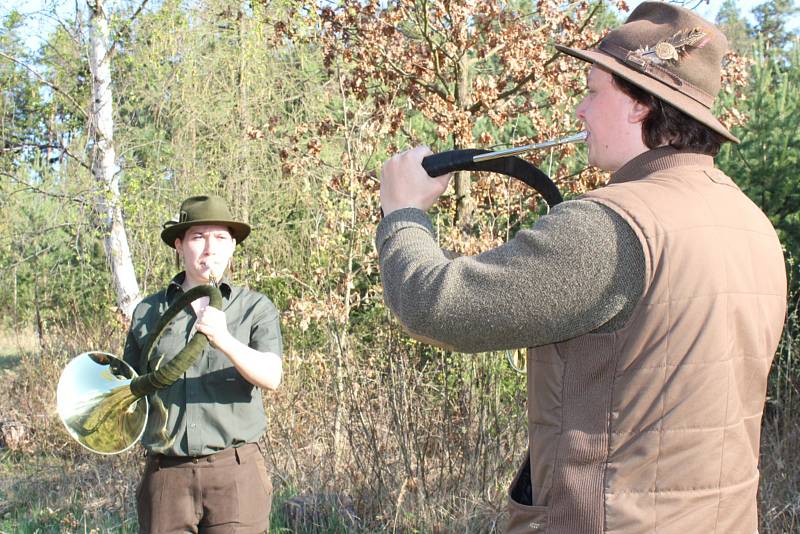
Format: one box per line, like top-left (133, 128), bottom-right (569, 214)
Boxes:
top-left (556, 1), bottom-right (739, 143)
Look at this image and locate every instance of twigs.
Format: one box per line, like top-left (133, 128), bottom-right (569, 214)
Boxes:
top-left (0, 51), bottom-right (88, 119)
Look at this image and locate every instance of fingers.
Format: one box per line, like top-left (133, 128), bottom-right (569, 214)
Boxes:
top-left (195, 307), bottom-right (226, 331)
top-left (194, 307), bottom-right (231, 350)
top-left (380, 145), bottom-right (451, 216)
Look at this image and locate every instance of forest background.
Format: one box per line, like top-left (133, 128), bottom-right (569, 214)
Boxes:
top-left (1, 0), bottom-right (798, 532)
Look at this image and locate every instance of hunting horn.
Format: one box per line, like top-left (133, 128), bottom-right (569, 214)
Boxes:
top-left (420, 131), bottom-right (587, 208)
top-left (56, 279), bottom-right (222, 455)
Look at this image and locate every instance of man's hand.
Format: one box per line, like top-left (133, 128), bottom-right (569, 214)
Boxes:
top-left (380, 146), bottom-right (452, 217)
top-left (193, 304), bottom-right (282, 390)
top-left (194, 305), bottom-right (233, 350)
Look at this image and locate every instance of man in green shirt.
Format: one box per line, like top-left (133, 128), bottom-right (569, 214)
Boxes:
top-left (123, 194), bottom-right (282, 533)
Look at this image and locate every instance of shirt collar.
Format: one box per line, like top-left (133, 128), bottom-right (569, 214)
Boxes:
top-left (610, 146), bottom-right (715, 185)
top-left (166, 271), bottom-right (233, 300)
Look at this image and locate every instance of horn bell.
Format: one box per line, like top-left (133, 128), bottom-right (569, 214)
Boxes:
top-left (57, 351), bottom-right (149, 455)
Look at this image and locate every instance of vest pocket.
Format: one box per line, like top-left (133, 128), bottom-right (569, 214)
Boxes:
top-left (508, 455), bottom-right (548, 532)
top-left (507, 497), bottom-right (548, 532)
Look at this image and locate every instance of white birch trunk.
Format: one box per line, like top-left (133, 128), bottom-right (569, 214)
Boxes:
top-left (89, 0), bottom-right (141, 319)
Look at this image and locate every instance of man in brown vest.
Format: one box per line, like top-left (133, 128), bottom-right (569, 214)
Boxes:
top-left (376, 3), bottom-right (786, 533)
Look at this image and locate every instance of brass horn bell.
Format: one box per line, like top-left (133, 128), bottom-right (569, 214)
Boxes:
top-left (56, 282), bottom-right (223, 455)
top-left (56, 351), bottom-right (148, 455)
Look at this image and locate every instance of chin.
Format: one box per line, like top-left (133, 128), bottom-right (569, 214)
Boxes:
top-left (587, 153), bottom-right (604, 171)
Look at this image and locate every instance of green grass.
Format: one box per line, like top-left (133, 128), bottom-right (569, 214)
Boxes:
top-left (0, 355), bottom-right (20, 373)
top-left (0, 451), bottom-right (137, 534)
top-left (269, 484), bottom-right (356, 533)
top-left (0, 450), bottom-right (353, 533)
top-left (0, 505), bottom-right (137, 534)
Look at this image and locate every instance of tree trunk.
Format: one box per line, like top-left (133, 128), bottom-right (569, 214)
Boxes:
top-left (88, 0), bottom-right (141, 319)
top-left (454, 54), bottom-right (474, 226)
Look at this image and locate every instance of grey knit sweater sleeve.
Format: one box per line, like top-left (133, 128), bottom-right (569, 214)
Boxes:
top-left (375, 200), bottom-right (645, 353)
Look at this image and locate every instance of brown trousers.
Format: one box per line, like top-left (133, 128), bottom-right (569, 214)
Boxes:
top-left (136, 443), bottom-right (273, 534)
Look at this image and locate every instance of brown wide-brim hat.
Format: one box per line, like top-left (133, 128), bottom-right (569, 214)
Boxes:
top-left (161, 194), bottom-right (251, 248)
top-left (555, 1), bottom-right (739, 144)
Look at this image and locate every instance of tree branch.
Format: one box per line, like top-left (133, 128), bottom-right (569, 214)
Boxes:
top-left (6, 244), bottom-right (57, 270)
top-left (406, 1), bottom-right (457, 89)
top-left (3, 172), bottom-right (93, 204)
top-left (106, 0), bottom-right (151, 60)
top-left (0, 51), bottom-right (89, 119)
top-left (376, 51), bottom-right (450, 102)
top-left (1, 142), bottom-right (63, 153)
top-left (467, 2), bottom-right (603, 114)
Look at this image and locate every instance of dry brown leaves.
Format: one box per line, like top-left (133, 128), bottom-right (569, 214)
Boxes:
top-left (311, 0), bottom-right (620, 151)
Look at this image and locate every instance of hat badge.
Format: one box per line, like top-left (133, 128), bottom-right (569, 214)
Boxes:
top-left (628, 28), bottom-right (710, 67)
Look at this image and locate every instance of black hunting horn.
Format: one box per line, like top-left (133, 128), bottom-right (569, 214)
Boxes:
top-left (56, 278), bottom-right (222, 454)
top-left (420, 131), bottom-right (588, 208)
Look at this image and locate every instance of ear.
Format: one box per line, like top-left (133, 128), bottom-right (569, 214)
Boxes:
top-left (628, 100), bottom-right (650, 124)
top-left (174, 237), bottom-right (183, 252)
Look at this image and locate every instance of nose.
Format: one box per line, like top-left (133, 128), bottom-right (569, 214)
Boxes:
top-left (576, 97), bottom-right (588, 122)
top-left (203, 235), bottom-right (215, 255)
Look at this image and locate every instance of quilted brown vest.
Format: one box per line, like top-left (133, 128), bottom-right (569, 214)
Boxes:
top-left (509, 149), bottom-right (786, 533)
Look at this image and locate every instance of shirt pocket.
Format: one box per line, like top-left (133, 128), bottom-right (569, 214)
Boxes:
top-left (203, 365), bottom-right (253, 404)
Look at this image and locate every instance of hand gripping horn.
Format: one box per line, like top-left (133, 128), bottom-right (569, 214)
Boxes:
top-left (56, 283), bottom-right (222, 454)
top-left (420, 131), bottom-right (587, 208)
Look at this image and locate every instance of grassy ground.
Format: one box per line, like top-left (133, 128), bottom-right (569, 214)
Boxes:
top-left (0, 448), bottom-right (345, 534)
top-left (0, 325), bottom-right (797, 533)
top-left (0, 329), bottom-right (135, 533)
top-left (0, 453), bottom-right (136, 533)
top-left (0, 329), bottom-right (400, 533)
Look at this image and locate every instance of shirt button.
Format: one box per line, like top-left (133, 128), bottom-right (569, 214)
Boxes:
top-left (190, 423), bottom-right (196, 429)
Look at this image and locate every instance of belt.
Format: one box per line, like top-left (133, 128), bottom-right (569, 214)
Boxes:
top-left (149, 442), bottom-right (259, 468)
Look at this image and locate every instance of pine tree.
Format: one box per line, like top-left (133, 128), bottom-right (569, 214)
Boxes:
top-left (716, 0), bottom-right (754, 54)
top-left (752, 0), bottom-right (799, 50)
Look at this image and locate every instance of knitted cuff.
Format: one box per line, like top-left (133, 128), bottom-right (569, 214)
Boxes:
top-left (375, 207), bottom-right (436, 253)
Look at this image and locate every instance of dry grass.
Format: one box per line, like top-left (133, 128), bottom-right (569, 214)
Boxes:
top-left (0, 321), bottom-right (797, 533)
top-left (261, 327), bottom-right (528, 532)
top-left (0, 322), bottom-right (526, 532)
top-left (0, 326), bottom-right (39, 359)
top-left (759, 411), bottom-right (800, 533)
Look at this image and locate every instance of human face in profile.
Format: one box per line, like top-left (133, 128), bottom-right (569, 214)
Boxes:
top-left (576, 66), bottom-right (649, 172)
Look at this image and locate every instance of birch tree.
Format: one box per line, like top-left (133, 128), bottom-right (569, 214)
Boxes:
top-left (88, 0), bottom-right (140, 318)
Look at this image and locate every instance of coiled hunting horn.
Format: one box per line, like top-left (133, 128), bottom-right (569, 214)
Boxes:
top-left (56, 280), bottom-right (222, 454)
top-left (420, 131), bottom-right (587, 372)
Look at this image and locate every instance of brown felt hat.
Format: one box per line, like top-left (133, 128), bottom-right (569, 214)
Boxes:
top-left (556, 1), bottom-right (739, 143)
top-left (161, 195), bottom-right (251, 248)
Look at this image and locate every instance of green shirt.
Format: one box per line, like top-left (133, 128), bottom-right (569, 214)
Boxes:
top-left (122, 272), bottom-right (282, 456)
